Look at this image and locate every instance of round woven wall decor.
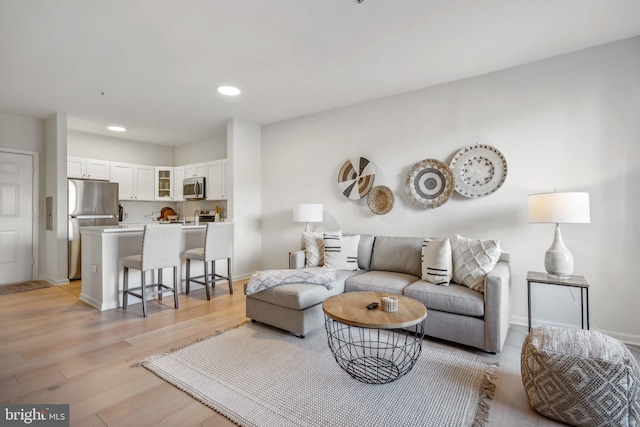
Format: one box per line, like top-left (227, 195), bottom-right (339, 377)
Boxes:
top-left (450, 144), bottom-right (508, 198)
top-left (367, 186), bottom-right (394, 215)
top-left (338, 157), bottom-right (375, 200)
top-left (405, 159), bottom-right (455, 209)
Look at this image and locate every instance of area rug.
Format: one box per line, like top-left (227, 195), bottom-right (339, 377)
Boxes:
top-left (138, 322), bottom-right (498, 427)
top-left (0, 281), bottom-right (50, 295)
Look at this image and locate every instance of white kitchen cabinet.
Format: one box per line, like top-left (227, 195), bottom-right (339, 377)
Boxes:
top-left (67, 157), bottom-right (111, 180)
top-left (173, 166), bottom-right (185, 201)
top-left (154, 167), bottom-right (174, 200)
top-left (185, 163), bottom-right (206, 178)
top-left (206, 159), bottom-right (227, 200)
top-left (110, 162), bottom-right (155, 201)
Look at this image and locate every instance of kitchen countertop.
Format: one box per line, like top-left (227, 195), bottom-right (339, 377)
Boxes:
top-left (80, 223), bottom-right (207, 235)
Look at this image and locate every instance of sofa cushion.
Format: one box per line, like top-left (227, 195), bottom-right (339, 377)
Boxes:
top-left (324, 234), bottom-right (360, 271)
top-left (421, 238), bottom-right (452, 285)
top-left (369, 236), bottom-right (423, 277)
top-left (302, 231), bottom-right (326, 267)
top-left (451, 235), bottom-right (501, 293)
top-left (345, 270), bottom-right (419, 294)
top-left (404, 280), bottom-right (485, 317)
top-left (348, 234), bottom-right (375, 271)
top-left (246, 270), bottom-right (362, 310)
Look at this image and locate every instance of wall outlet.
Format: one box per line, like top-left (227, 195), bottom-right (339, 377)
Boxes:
top-left (92, 265), bottom-right (98, 273)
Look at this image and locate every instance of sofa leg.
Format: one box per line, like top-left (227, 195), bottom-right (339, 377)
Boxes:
top-left (251, 319), bottom-right (256, 323)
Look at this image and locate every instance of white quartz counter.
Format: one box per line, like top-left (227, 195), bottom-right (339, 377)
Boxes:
top-left (79, 223), bottom-right (231, 311)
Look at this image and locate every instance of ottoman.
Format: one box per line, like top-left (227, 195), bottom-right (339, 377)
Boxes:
top-left (521, 326), bottom-right (640, 427)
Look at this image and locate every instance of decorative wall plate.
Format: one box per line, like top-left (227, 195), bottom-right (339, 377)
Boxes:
top-left (338, 157), bottom-right (375, 200)
top-left (405, 159), bottom-right (455, 209)
top-left (450, 144), bottom-right (508, 198)
top-left (367, 186), bottom-right (394, 215)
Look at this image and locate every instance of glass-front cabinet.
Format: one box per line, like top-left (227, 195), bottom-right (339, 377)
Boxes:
top-left (154, 167), bottom-right (174, 201)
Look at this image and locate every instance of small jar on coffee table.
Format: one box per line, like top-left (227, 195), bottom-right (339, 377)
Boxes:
top-left (322, 291), bottom-right (427, 384)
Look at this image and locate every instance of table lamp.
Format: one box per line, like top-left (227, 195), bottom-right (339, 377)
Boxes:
top-left (293, 203), bottom-right (323, 250)
top-left (527, 192), bottom-right (590, 278)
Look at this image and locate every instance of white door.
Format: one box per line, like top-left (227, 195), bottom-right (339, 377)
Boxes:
top-left (0, 152), bottom-right (33, 284)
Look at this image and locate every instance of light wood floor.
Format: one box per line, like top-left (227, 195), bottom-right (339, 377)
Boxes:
top-left (2, 282), bottom-right (639, 427)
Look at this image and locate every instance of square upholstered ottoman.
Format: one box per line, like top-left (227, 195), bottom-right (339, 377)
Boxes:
top-left (521, 326), bottom-right (640, 427)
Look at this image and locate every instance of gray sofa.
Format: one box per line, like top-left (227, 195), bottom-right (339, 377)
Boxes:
top-left (245, 234), bottom-right (511, 353)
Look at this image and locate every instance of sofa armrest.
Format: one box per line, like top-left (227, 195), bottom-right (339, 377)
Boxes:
top-left (289, 250), bottom-right (306, 269)
top-left (483, 261), bottom-right (511, 353)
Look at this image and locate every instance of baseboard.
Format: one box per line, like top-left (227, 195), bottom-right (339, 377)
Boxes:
top-left (510, 315), bottom-right (640, 346)
top-left (233, 273), bottom-right (252, 281)
top-left (39, 275), bottom-right (70, 286)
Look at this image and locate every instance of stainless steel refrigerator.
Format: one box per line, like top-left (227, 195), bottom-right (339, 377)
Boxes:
top-left (68, 179), bottom-right (119, 280)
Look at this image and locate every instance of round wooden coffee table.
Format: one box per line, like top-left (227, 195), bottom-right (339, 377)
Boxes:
top-left (322, 291), bottom-right (427, 384)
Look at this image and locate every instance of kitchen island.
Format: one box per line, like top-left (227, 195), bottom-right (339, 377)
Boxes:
top-left (79, 224), bottom-right (231, 311)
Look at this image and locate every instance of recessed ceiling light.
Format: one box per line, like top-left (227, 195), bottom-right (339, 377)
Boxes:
top-left (107, 125), bottom-right (126, 132)
top-left (217, 86), bottom-right (241, 96)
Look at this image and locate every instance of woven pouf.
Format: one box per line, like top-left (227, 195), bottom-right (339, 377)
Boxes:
top-left (521, 326), bottom-right (640, 427)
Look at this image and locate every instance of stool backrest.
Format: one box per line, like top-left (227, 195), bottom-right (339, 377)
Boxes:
top-left (141, 224), bottom-right (182, 270)
top-left (204, 222), bottom-right (234, 261)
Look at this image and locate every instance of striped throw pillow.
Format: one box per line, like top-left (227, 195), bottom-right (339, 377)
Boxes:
top-left (421, 238), bottom-right (453, 285)
top-left (324, 233), bottom-right (360, 271)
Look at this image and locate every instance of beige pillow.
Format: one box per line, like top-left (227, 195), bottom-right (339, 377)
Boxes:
top-left (302, 231), bottom-right (325, 267)
top-left (421, 238), bottom-right (452, 285)
top-left (451, 235), bottom-right (501, 293)
top-left (324, 233), bottom-right (360, 271)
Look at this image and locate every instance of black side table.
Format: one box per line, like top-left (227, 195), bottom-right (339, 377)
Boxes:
top-left (527, 271), bottom-right (590, 331)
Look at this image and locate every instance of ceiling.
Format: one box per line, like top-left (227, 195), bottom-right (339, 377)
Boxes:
top-left (1, 0), bottom-right (639, 146)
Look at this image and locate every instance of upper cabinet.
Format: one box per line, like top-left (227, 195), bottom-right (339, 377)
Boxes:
top-left (184, 163), bottom-right (206, 178)
top-left (154, 167), bottom-right (174, 201)
top-left (206, 159), bottom-right (227, 200)
top-left (110, 162), bottom-right (154, 201)
top-left (67, 157), bottom-right (111, 181)
top-left (173, 166), bottom-right (185, 201)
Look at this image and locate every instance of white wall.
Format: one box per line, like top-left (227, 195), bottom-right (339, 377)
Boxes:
top-left (173, 136), bottom-right (227, 166)
top-left (0, 113), bottom-right (44, 153)
top-left (261, 37), bottom-right (640, 344)
top-left (228, 119), bottom-right (262, 278)
top-left (42, 113), bottom-right (69, 284)
top-left (67, 130), bottom-right (174, 166)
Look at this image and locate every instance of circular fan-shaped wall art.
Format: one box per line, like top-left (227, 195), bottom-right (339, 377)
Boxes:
top-left (338, 157), bottom-right (375, 200)
top-left (367, 185), bottom-right (394, 215)
top-left (405, 159), bottom-right (455, 209)
top-left (450, 144), bottom-right (508, 198)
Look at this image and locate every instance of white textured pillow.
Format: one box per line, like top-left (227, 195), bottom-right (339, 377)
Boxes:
top-left (302, 231), bottom-right (324, 267)
top-left (324, 233), bottom-right (360, 271)
top-left (451, 235), bottom-right (501, 293)
top-left (421, 238), bottom-right (452, 285)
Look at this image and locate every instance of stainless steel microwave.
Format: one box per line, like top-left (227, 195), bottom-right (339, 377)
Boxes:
top-left (183, 177), bottom-right (205, 199)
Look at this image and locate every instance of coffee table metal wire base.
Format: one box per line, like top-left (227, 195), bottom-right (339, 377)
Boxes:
top-left (324, 315), bottom-right (425, 384)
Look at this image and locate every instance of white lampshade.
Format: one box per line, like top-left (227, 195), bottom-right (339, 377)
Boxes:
top-left (293, 204), bottom-right (323, 223)
top-left (527, 192), bottom-right (590, 224)
top-left (527, 192), bottom-right (590, 278)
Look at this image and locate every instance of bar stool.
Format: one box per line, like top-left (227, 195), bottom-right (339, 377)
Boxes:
top-left (122, 224), bottom-right (182, 317)
top-left (185, 222), bottom-right (234, 300)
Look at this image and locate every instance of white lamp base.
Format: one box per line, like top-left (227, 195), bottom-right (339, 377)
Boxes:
top-left (544, 224), bottom-right (574, 278)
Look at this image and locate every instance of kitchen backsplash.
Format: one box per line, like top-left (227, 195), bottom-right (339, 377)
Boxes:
top-left (120, 200), bottom-right (227, 223)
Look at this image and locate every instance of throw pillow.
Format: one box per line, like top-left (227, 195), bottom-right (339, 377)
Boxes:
top-left (324, 233), bottom-right (360, 271)
top-left (451, 234), bottom-right (501, 293)
top-left (302, 231), bottom-right (324, 267)
top-left (421, 238), bottom-right (452, 285)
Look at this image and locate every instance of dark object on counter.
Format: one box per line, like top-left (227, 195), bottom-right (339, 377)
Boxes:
top-left (119, 204), bottom-right (125, 221)
top-left (158, 207), bottom-right (177, 221)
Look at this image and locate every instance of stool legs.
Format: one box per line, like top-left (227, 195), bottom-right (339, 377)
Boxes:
top-left (203, 261), bottom-right (211, 301)
top-left (140, 271), bottom-right (148, 318)
top-left (157, 268), bottom-right (163, 302)
top-left (227, 258), bottom-right (233, 295)
top-left (173, 266), bottom-right (179, 309)
top-left (185, 258), bottom-right (191, 295)
top-left (123, 266), bottom-right (129, 309)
